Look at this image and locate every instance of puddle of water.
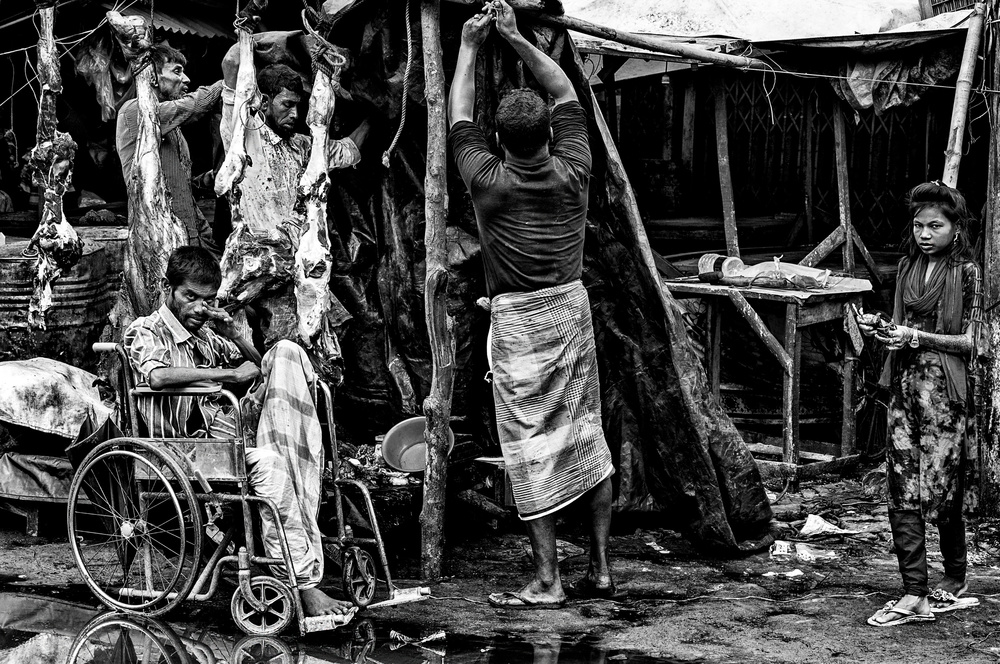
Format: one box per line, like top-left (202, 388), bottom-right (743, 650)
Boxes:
top-left (0, 591), bottom-right (703, 664)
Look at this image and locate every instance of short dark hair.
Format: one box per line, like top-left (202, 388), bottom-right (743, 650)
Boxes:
top-left (150, 42), bottom-right (186, 73)
top-left (257, 64), bottom-right (303, 99)
top-left (496, 89), bottom-right (550, 158)
top-left (902, 181), bottom-right (976, 265)
top-left (165, 246), bottom-right (221, 289)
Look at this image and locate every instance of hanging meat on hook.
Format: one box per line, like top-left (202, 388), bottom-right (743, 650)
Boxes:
top-left (23, 0), bottom-right (83, 329)
top-left (105, 11), bottom-right (188, 328)
top-left (293, 32), bottom-right (349, 370)
top-left (215, 0), bottom-right (296, 308)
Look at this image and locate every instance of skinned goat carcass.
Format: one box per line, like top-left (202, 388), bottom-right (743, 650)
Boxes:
top-left (294, 58), bottom-right (341, 367)
top-left (106, 11), bottom-right (187, 327)
top-left (216, 10), bottom-right (297, 307)
top-left (24, 2), bottom-right (83, 329)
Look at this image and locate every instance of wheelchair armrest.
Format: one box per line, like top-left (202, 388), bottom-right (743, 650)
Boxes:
top-left (134, 383), bottom-right (223, 396)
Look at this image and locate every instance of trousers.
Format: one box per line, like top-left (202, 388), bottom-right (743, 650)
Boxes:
top-left (889, 509), bottom-right (967, 596)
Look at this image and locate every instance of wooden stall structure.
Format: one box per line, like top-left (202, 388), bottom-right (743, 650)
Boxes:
top-left (577, 1), bottom-right (985, 476)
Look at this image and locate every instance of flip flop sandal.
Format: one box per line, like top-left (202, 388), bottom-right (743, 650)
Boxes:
top-left (929, 589), bottom-right (980, 614)
top-left (867, 601), bottom-right (936, 627)
top-left (488, 591), bottom-right (566, 610)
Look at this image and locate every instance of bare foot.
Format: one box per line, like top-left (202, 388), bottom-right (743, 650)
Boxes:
top-left (872, 593), bottom-right (930, 625)
top-left (516, 577), bottom-right (566, 605)
top-left (301, 587), bottom-right (353, 617)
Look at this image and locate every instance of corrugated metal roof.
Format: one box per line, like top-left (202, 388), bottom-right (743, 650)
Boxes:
top-left (100, 2), bottom-right (233, 39)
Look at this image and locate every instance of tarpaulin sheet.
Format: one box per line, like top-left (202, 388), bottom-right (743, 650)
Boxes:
top-left (0, 358), bottom-right (110, 439)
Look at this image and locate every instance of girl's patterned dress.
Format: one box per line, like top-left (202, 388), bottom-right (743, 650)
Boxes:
top-left (886, 261), bottom-right (981, 524)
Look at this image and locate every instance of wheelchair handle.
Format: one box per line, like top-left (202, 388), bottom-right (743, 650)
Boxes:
top-left (93, 342), bottom-right (120, 353)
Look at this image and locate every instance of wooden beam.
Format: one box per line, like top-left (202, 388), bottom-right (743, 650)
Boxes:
top-left (726, 290), bottom-right (792, 374)
top-left (942, 3), bottom-right (986, 186)
top-left (755, 455), bottom-right (860, 482)
top-left (714, 81), bottom-right (739, 258)
top-left (832, 106), bottom-right (855, 273)
top-left (418, 0), bottom-right (455, 581)
top-left (851, 227), bottom-right (883, 285)
top-left (798, 225), bottom-right (845, 268)
top-left (442, 0), bottom-right (769, 69)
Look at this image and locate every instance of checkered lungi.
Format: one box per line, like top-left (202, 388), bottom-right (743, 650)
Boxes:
top-left (209, 340), bottom-right (325, 588)
top-left (489, 280), bottom-right (614, 521)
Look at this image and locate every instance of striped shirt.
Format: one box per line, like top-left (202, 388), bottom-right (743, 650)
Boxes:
top-left (124, 304), bottom-right (244, 438)
top-left (116, 82), bottom-right (223, 252)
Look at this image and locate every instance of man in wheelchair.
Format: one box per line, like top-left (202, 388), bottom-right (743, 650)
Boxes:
top-left (123, 245), bottom-right (352, 619)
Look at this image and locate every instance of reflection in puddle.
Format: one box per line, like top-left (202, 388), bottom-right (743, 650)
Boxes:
top-left (0, 592), bottom-right (698, 664)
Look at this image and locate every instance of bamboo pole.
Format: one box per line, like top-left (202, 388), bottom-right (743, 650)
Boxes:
top-left (942, 3), bottom-right (985, 187)
top-left (979, 0), bottom-right (1000, 516)
top-left (418, 0), bottom-right (456, 580)
top-left (442, 0), bottom-right (768, 70)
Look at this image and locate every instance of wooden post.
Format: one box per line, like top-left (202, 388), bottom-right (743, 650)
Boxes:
top-left (660, 67), bottom-right (673, 161)
top-left (418, 0), bottom-right (455, 580)
top-left (598, 56), bottom-right (625, 147)
top-left (942, 3), bottom-right (985, 187)
top-left (782, 304), bottom-right (801, 467)
top-left (681, 73), bottom-right (697, 192)
top-left (713, 80), bottom-right (739, 258)
top-left (980, 1), bottom-right (1000, 516)
top-left (803, 96), bottom-right (815, 244)
top-left (832, 106), bottom-right (855, 273)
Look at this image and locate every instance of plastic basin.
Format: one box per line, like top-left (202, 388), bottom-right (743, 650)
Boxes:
top-left (381, 416), bottom-right (454, 473)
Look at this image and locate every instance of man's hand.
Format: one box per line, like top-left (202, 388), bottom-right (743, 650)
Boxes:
top-left (232, 360), bottom-right (261, 384)
top-left (205, 304), bottom-right (241, 340)
top-left (462, 12), bottom-right (493, 47)
top-left (494, 0), bottom-right (519, 41)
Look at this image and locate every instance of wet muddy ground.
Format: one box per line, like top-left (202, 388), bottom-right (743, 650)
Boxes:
top-left (4, 473), bottom-right (1000, 663)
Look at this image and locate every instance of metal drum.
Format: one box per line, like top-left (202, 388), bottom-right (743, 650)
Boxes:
top-left (0, 240), bottom-right (115, 371)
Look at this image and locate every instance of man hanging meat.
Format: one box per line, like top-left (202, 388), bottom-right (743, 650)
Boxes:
top-left (218, 48), bottom-right (369, 358)
top-left (448, 0), bottom-right (616, 609)
top-left (124, 245), bottom-right (354, 619)
top-left (116, 43), bottom-right (222, 254)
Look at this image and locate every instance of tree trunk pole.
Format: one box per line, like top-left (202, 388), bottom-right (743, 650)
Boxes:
top-left (942, 2), bottom-right (985, 187)
top-left (418, 0), bottom-right (455, 580)
top-left (980, 0), bottom-right (1000, 516)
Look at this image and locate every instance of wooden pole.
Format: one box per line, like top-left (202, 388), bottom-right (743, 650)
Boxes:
top-left (418, 0), bottom-right (455, 580)
top-left (832, 106), bottom-right (855, 273)
top-left (942, 3), bottom-right (985, 187)
top-left (980, 0), bottom-right (1000, 516)
top-left (713, 81), bottom-right (739, 258)
top-left (442, 0), bottom-right (769, 70)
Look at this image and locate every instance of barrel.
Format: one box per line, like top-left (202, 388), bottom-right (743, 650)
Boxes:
top-left (0, 239), bottom-right (115, 371)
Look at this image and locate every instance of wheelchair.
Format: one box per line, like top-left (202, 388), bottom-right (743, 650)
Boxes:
top-left (67, 342), bottom-right (413, 636)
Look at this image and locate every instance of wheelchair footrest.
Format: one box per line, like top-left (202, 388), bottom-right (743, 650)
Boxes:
top-left (368, 586), bottom-right (431, 609)
top-left (302, 607), bottom-right (358, 633)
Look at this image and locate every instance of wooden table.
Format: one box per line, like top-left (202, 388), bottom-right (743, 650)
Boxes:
top-left (663, 274), bottom-right (873, 468)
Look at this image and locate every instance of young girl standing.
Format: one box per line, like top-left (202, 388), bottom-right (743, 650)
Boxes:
top-left (860, 181), bottom-right (982, 627)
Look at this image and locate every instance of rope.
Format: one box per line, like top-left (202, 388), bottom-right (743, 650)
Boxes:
top-left (382, 0), bottom-right (413, 168)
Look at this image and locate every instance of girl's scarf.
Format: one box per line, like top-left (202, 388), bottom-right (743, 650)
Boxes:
top-left (880, 250), bottom-right (967, 403)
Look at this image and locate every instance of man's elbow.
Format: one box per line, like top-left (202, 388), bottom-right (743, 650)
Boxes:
top-left (147, 371), bottom-right (167, 390)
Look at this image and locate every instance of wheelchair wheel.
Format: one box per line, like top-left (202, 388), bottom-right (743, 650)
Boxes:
top-left (342, 546), bottom-right (376, 608)
top-left (231, 576), bottom-right (295, 636)
top-left (67, 439), bottom-right (202, 616)
top-left (232, 635), bottom-right (295, 664)
top-left (68, 612), bottom-right (190, 664)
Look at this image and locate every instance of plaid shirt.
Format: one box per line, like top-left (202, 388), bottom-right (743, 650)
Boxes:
top-left (124, 304), bottom-right (244, 438)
